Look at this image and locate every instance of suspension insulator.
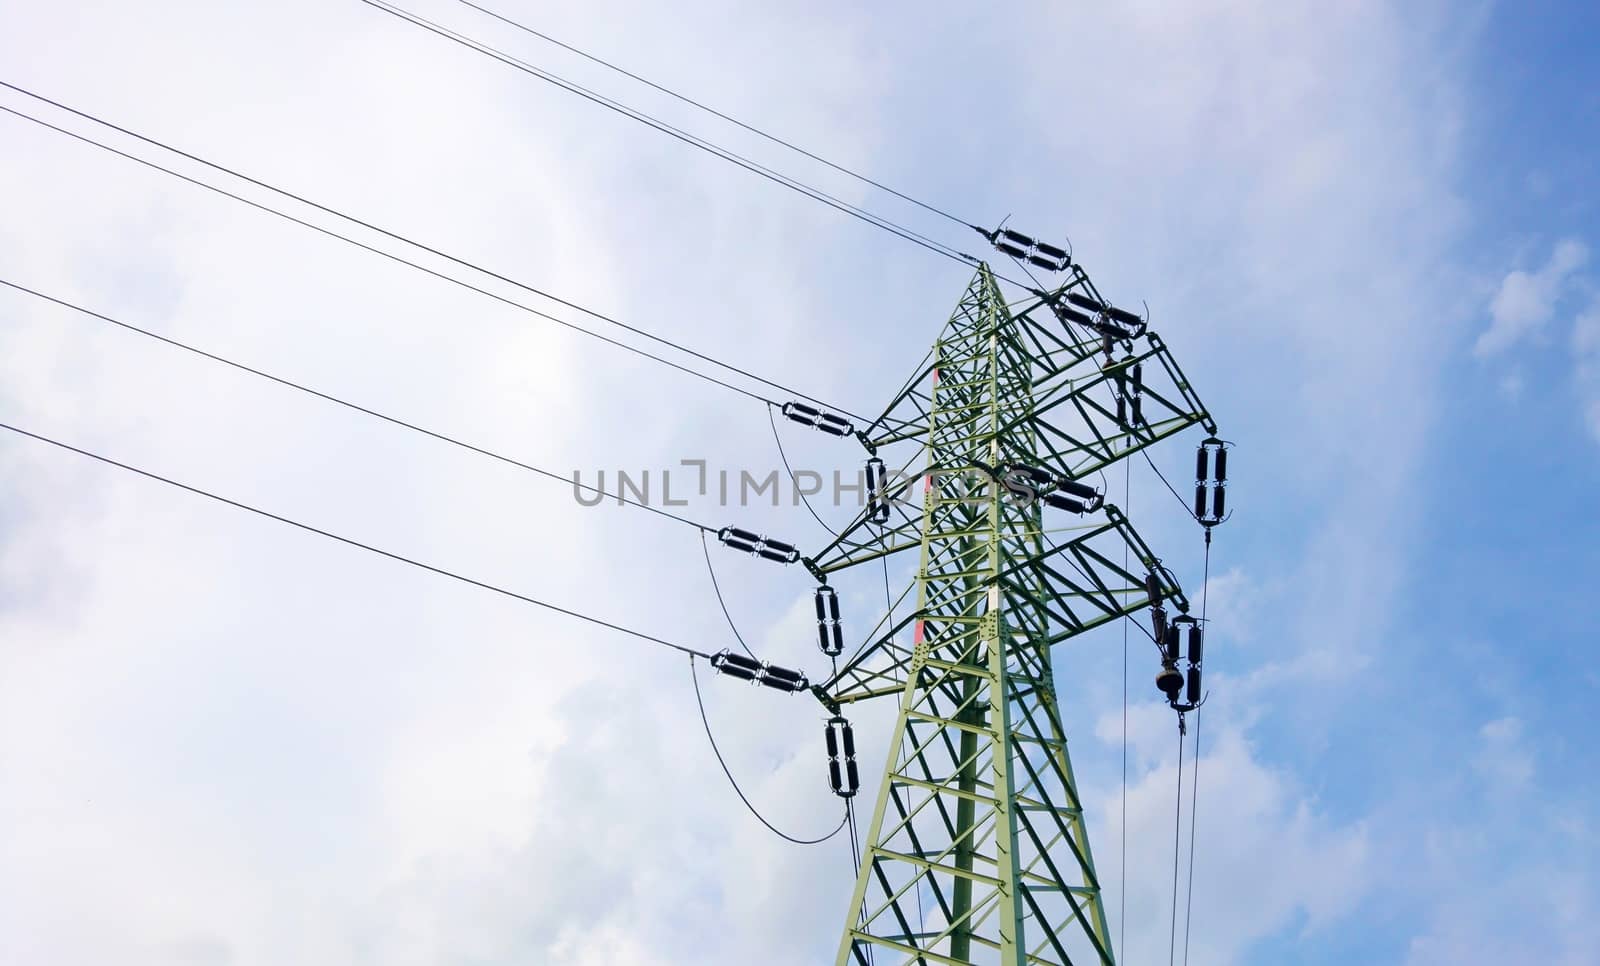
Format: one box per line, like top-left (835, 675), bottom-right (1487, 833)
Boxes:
top-left (1036, 240), bottom-right (1069, 261)
top-left (1066, 292), bottom-right (1105, 315)
top-left (1186, 666), bottom-right (1201, 704)
top-left (1151, 606), bottom-right (1168, 643)
top-left (758, 536), bottom-right (800, 564)
top-left (1001, 228), bottom-right (1036, 248)
top-left (1194, 483), bottom-right (1207, 520)
top-left (1107, 306), bottom-right (1143, 328)
top-left (825, 716), bottom-right (858, 798)
top-left (1145, 571), bottom-right (1163, 606)
top-left (1028, 254), bottom-right (1063, 272)
top-left (866, 457), bottom-right (890, 524)
top-left (782, 400), bottom-right (821, 422)
top-left (1162, 624), bottom-right (1181, 665)
top-left (758, 663), bottom-right (808, 693)
top-left (817, 412), bottom-right (853, 437)
top-left (711, 650), bottom-right (763, 681)
top-left (997, 241), bottom-right (1030, 259)
top-left (1156, 665), bottom-right (1184, 702)
top-left (1116, 392), bottom-right (1127, 426)
top-left (1043, 491), bottom-right (1087, 514)
top-left (1057, 478), bottom-right (1099, 502)
top-left (816, 585), bottom-right (844, 657)
top-left (1196, 446), bottom-right (1210, 482)
top-left (1058, 306), bottom-right (1095, 327)
top-left (1131, 394), bottom-right (1143, 425)
top-left (1189, 626), bottom-right (1204, 665)
top-left (1215, 447), bottom-right (1228, 483)
top-left (718, 526), bottom-right (762, 554)
top-left (1004, 463), bottom-right (1054, 488)
top-left (782, 400), bottom-right (853, 437)
top-left (1213, 485), bottom-right (1227, 518)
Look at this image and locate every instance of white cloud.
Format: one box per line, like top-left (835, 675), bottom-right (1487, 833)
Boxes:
top-left (7, 1), bottom-right (1588, 964)
top-left (1475, 238), bottom-right (1589, 357)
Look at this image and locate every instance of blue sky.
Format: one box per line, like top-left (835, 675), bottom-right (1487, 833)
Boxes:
top-left (0, 1), bottom-right (1596, 964)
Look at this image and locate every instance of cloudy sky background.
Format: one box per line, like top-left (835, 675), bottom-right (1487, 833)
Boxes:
top-left (1, 1), bottom-right (1596, 963)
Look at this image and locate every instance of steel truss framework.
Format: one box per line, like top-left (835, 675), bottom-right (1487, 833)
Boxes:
top-left (814, 265), bottom-right (1213, 965)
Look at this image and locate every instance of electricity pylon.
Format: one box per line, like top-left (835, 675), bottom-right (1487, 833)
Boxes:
top-left (803, 263), bottom-right (1215, 964)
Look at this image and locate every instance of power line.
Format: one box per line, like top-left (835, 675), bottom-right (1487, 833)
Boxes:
top-left (767, 403), bottom-right (840, 537)
top-left (0, 419), bottom-right (714, 660)
top-left (0, 277), bottom-right (715, 533)
top-left (700, 530), bottom-right (757, 658)
top-left (455, 0), bottom-right (975, 230)
top-left (358, 0), bottom-right (985, 272)
top-left (0, 81), bottom-right (861, 420)
top-left (688, 654), bottom-right (849, 845)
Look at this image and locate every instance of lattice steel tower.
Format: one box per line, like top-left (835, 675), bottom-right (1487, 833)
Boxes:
top-left (801, 260), bottom-right (1216, 965)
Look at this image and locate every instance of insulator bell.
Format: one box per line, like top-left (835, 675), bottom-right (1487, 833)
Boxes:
top-left (1001, 228), bottom-right (1036, 248)
top-left (1195, 446), bottom-right (1209, 482)
top-left (1189, 626), bottom-right (1204, 665)
top-left (1194, 483), bottom-right (1207, 520)
top-left (997, 242), bottom-right (1029, 258)
top-left (1215, 447), bottom-right (1228, 483)
top-left (1156, 666), bottom-right (1184, 701)
top-left (1213, 486), bottom-right (1226, 518)
top-left (1162, 624), bottom-right (1181, 664)
top-left (1186, 666), bottom-right (1201, 704)
top-left (1145, 571), bottom-right (1163, 606)
top-left (1035, 241), bottom-right (1069, 261)
top-left (1028, 254), bottom-right (1063, 272)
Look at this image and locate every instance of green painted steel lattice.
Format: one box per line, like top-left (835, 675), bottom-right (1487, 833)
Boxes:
top-left (812, 265), bottom-right (1213, 965)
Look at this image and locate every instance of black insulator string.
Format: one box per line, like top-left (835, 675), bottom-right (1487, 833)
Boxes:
top-left (0, 277), bottom-right (715, 533)
top-left (359, 0), bottom-right (980, 274)
top-left (0, 85), bottom-right (861, 420)
top-left (0, 420), bottom-right (714, 659)
top-left (699, 529), bottom-right (757, 658)
top-left (456, 0), bottom-right (975, 231)
top-left (688, 655), bottom-right (848, 845)
top-left (768, 403), bottom-right (841, 537)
